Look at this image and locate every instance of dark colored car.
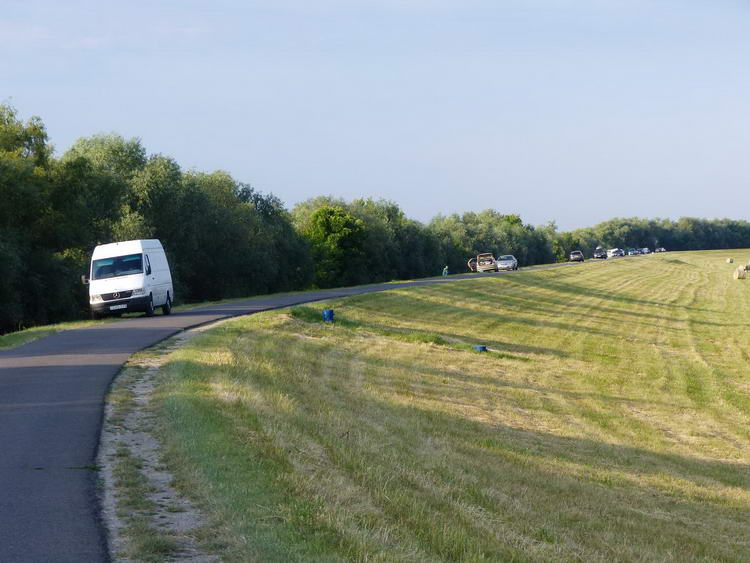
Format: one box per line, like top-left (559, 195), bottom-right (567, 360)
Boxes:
top-left (569, 250), bottom-right (584, 262)
top-left (593, 247), bottom-right (607, 259)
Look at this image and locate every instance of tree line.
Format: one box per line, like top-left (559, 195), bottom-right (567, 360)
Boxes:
top-left (2, 104), bottom-right (749, 333)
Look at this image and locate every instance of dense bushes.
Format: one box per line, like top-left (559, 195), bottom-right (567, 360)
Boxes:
top-left (0, 106), bottom-right (310, 332)
top-left (572, 217), bottom-right (750, 256)
top-left (2, 104), bottom-right (749, 333)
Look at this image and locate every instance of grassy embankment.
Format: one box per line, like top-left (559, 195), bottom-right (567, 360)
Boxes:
top-left (149, 250), bottom-right (748, 561)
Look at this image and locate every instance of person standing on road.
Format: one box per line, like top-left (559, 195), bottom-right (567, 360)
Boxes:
top-left (442, 265), bottom-right (449, 277)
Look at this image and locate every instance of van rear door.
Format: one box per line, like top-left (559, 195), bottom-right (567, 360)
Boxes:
top-left (143, 254), bottom-right (159, 304)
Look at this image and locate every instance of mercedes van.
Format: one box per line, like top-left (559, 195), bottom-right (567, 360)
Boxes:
top-left (84, 239), bottom-right (174, 318)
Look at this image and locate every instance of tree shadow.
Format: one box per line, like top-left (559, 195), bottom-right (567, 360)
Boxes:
top-left (349, 291), bottom-right (625, 342)
top-left (362, 354), bottom-right (682, 409)
top-left (430, 283), bottom-right (693, 332)
top-left (504, 274), bottom-right (723, 314)
top-left (168, 345), bottom-right (750, 560)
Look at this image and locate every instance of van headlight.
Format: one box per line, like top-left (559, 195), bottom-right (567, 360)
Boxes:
top-left (90, 294), bottom-right (103, 303)
top-left (131, 288), bottom-right (145, 296)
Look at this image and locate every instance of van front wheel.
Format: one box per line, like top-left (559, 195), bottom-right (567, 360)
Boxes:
top-left (145, 295), bottom-right (155, 317)
top-left (162, 294), bottom-right (172, 315)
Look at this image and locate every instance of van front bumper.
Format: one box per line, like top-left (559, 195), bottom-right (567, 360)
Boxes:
top-left (91, 296), bottom-right (150, 315)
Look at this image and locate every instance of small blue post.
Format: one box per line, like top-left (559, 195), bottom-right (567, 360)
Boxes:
top-left (474, 345), bottom-right (487, 352)
top-left (322, 309), bottom-right (335, 323)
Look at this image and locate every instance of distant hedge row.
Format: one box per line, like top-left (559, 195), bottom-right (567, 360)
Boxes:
top-left (2, 104), bottom-right (748, 333)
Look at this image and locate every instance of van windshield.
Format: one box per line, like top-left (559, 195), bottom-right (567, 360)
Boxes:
top-left (92, 253), bottom-right (143, 280)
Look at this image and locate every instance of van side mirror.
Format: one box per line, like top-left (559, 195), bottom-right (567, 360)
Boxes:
top-left (81, 274), bottom-right (89, 285)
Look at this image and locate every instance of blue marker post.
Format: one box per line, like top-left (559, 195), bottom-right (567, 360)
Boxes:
top-left (322, 309), bottom-right (335, 323)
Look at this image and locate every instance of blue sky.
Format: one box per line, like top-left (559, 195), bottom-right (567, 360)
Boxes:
top-left (3, 0), bottom-right (749, 230)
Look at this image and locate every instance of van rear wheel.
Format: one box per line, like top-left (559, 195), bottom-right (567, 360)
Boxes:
top-left (145, 295), bottom-right (155, 317)
top-left (162, 294), bottom-right (172, 315)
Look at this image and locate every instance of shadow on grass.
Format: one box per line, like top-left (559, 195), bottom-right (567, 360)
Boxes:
top-left (290, 306), bottom-right (561, 359)
top-left (505, 273), bottom-right (722, 314)
top-left (360, 355), bottom-right (685, 409)
top-left (164, 347), bottom-right (750, 561)
top-left (215, 323), bottom-right (750, 494)
top-left (436, 282), bottom-right (686, 324)
top-left (337, 292), bottom-right (625, 341)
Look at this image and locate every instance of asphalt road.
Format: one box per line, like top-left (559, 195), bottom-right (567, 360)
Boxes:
top-left (0, 265), bottom-right (575, 562)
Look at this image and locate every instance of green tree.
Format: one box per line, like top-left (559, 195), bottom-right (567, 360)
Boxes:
top-left (0, 105), bottom-right (87, 331)
top-left (301, 206), bottom-right (368, 287)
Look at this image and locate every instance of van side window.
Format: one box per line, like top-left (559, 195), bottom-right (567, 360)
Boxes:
top-left (144, 254), bottom-right (152, 275)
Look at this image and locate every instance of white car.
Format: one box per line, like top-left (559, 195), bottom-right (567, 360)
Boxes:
top-left (607, 248), bottom-right (625, 258)
top-left (496, 255), bottom-right (518, 271)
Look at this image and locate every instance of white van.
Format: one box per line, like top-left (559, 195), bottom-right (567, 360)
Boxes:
top-left (84, 239), bottom-right (174, 318)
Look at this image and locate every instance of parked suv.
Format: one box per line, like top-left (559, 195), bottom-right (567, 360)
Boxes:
top-left (569, 250), bottom-right (584, 262)
top-left (475, 253), bottom-right (498, 273)
top-left (593, 247), bottom-right (607, 259)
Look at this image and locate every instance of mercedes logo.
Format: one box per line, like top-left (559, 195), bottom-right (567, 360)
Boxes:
top-left (113, 292), bottom-right (120, 299)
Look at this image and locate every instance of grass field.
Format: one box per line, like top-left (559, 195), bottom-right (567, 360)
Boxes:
top-left (151, 250), bottom-right (750, 561)
top-left (0, 319), bottom-right (105, 350)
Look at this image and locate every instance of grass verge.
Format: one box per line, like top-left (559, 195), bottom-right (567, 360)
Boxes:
top-left (0, 319), bottom-right (106, 350)
top-left (112, 444), bottom-right (178, 561)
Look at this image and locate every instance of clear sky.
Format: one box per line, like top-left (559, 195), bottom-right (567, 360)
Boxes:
top-left (4, 0), bottom-right (749, 230)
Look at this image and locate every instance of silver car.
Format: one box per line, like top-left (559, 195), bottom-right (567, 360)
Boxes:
top-left (496, 254), bottom-right (518, 271)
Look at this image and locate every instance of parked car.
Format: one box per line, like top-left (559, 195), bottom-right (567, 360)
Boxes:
top-left (593, 247), bottom-right (607, 259)
top-left (627, 248), bottom-right (639, 256)
top-left (476, 253), bottom-right (498, 273)
top-left (84, 239), bottom-right (174, 318)
top-left (607, 248), bottom-right (625, 258)
top-left (641, 247), bottom-right (651, 254)
top-left (569, 250), bottom-right (584, 262)
top-left (655, 247), bottom-right (667, 253)
top-left (496, 255), bottom-right (518, 270)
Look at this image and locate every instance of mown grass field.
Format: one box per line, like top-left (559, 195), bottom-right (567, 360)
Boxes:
top-left (152, 250), bottom-right (750, 562)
